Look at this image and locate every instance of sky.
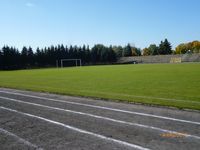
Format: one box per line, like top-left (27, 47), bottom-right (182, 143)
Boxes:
top-left (0, 0), bottom-right (200, 50)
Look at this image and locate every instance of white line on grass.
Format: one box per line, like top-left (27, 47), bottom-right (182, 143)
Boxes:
top-left (80, 90), bottom-right (200, 104)
top-left (1, 96), bottom-right (199, 140)
top-left (0, 106), bottom-right (151, 150)
top-left (0, 90), bottom-right (200, 125)
top-left (0, 128), bottom-right (43, 150)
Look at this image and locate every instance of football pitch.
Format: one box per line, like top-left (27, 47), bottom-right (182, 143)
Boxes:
top-left (0, 63), bottom-right (199, 110)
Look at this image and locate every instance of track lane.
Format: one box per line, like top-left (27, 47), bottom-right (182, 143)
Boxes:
top-left (0, 96), bottom-right (200, 149)
top-left (0, 95), bottom-right (199, 140)
top-left (0, 127), bottom-right (43, 150)
top-left (0, 108), bottom-right (137, 150)
top-left (0, 89), bottom-right (199, 125)
top-left (0, 89), bottom-right (199, 136)
top-left (0, 88), bottom-right (200, 150)
top-left (0, 106), bottom-right (150, 150)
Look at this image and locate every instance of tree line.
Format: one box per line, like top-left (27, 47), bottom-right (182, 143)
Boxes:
top-left (175, 41), bottom-right (200, 54)
top-left (142, 39), bottom-right (200, 56)
top-left (0, 39), bottom-right (199, 70)
top-left (142, 39), bottom-right (172, 56)
top-left (0, 44), bottom-right (139, 70)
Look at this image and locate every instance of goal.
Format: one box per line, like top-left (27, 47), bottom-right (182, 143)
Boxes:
top-left (60, 59), bottom-right (82, 68)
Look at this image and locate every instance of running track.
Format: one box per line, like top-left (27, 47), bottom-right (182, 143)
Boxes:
top-left (0, 88), bottom-right (199, 150)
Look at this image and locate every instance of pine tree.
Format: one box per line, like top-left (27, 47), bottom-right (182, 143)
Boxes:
top-left (158, 39), bottom-right (172, 55)
top-left (123, 44), bottom-right (132, 57)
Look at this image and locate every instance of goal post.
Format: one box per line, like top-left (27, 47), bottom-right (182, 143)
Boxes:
top-left (60, 59), bottom-right (82, 68)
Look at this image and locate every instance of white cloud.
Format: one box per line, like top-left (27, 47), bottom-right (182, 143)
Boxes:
top-left (26, 2), bottom-right (35, 7)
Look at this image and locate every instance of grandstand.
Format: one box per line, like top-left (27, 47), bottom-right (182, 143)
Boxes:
top-left (118, 54), bottom-right (200, 64)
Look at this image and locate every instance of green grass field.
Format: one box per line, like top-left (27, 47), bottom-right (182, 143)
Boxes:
top-left (0, 63), bottom-right (200, 110)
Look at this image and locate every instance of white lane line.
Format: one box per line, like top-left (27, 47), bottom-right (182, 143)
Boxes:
top-left (1, 96), bottom-right (199, 140)
top-left (0, 90), bottom-right (200, 125)
top-left (0, 127), bottom-right (43, 150)
top-left (0, 106), bottom-right (151, 150)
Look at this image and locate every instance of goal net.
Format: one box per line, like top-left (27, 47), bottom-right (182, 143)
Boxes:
top-left (60, 59), bottom-right (82, 68)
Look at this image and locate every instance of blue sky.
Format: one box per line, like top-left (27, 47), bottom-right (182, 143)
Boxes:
top-left (0, 0), bottom-right (199, 50)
